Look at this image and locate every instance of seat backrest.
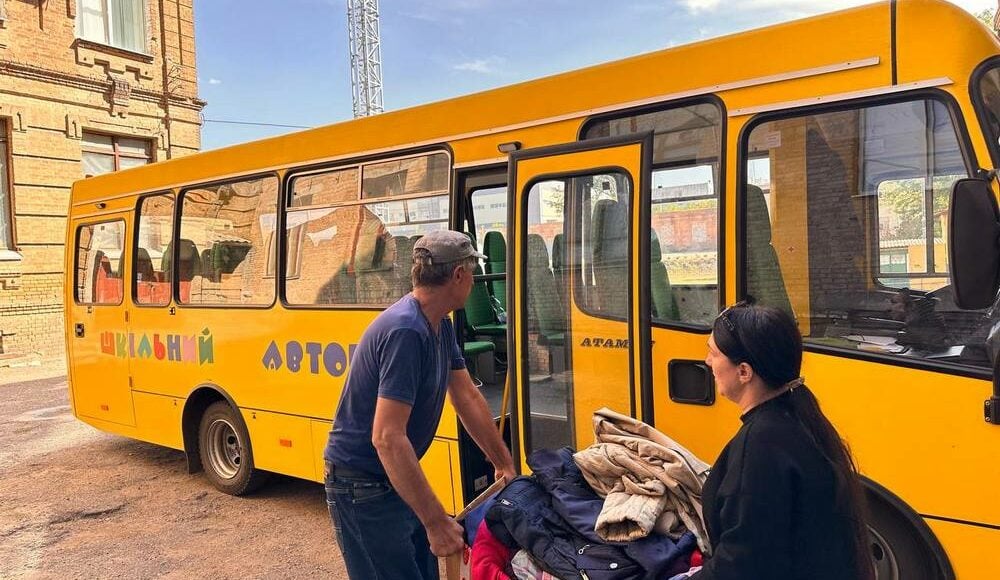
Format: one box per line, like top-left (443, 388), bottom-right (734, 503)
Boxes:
top-left (464, 262), bottom-right (500, 332)
top-left (483, 230), bottom-right (507, 311)
top-left (200, 248), bottom-right (216, 282)
top-left (526, 233), bottom-right (565, 334)
top-left (173, 239), bottom-right (202, 282)
top-left (551, 232), bottom-right (569, 312)
top-left (212, 242), bottom-right (252, 274)
top-left (89, 249), bottom-right (108, 301)
top-left (135, 247), bottom-right (155, 282)
top-left (745, 184), bottom-right (792, 313)
top-left (591, 198), bottom-right (629, 315)
top-left (551, 233), bottom-right (566, 272)
top-left (649, 231), bottom-right (679, 320)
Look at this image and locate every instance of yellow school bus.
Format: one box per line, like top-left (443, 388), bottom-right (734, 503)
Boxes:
top-left (66, 1), bottom-right (1000, 577)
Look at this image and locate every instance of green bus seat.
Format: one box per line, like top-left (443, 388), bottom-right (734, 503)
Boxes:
top-left (484, 231), bottom-right (507, 312)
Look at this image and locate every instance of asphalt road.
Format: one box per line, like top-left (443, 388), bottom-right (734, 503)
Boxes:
top-left (0, 371), bottom-right (350, 579)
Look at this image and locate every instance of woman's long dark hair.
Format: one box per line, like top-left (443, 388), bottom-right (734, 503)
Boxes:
top-left (713, 302), bottom-right (873, 579)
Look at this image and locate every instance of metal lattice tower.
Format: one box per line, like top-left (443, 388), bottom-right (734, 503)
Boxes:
top-left (348, 0), bottom-right (384, 118)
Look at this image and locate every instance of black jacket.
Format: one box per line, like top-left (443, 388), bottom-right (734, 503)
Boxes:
top-left (485, 448), bottom-right (695, 580)
top-left (694, 392), bottom-right (861, 580)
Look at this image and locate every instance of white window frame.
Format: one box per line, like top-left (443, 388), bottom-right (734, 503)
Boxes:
top-left (82, 132), bottom-right (152, 176)
top-left (0, 120), bottom-right (13, 251)
top-left (76, 0), bottom-right (148, 54)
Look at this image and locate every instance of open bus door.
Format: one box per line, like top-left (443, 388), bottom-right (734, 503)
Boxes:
top-left (507, 134), bottom-right (651, 472)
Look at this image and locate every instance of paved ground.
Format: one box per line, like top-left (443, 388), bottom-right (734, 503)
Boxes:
top-left (0, 358), bottom-right (352, 579)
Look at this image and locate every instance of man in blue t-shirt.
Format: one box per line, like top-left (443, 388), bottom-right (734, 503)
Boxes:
top-left (324, 230), bottom-right (516, 580)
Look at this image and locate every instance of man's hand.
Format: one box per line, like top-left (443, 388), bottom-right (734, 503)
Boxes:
top-left (494, 464), bottom-right (517, 485)
top-left (425, 516), bottom-right (465, 557)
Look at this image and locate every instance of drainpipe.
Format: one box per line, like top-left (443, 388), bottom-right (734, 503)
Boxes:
top-left (157, 0), bottom-right (173, 160)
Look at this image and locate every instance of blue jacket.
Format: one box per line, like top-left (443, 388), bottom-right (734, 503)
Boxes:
top-left (485, 448), bottom-right (695, 580)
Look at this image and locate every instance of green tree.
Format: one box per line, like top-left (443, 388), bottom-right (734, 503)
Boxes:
top-left (878, 176), bottom-right (956, 241)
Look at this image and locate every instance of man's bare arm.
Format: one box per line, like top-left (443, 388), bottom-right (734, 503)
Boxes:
top-left (372, 396), bottom-right (463, 557)
top-left (447, 368), bottom-right (516, 482)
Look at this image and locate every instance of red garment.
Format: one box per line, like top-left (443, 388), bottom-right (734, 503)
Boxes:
top-left (689, 548), bottom-right (703, 568)
top-left (471, 520), bottom-right (513, 580)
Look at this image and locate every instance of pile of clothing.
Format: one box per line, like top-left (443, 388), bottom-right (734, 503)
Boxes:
top-left (464, 408), bottom-right (710, 580)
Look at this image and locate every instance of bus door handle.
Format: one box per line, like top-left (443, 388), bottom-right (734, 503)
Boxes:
top-left (74, 323), bottom-right (85, 338)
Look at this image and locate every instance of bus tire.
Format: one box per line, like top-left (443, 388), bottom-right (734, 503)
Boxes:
top-left (197, 401), bottom-right (269, 495)
top-left (866, 486), bottom-right (953, 580)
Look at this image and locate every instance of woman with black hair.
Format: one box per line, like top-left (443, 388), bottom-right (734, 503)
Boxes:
top-left (689, 302), bottom-right (873, 579)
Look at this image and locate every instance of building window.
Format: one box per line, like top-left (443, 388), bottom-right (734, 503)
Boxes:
top-left (82, 132), bottom-right (151, 176)
top-left (0, 120), bottom-right (12, 249)
top-left (77, 0), bottom-right (147, 53)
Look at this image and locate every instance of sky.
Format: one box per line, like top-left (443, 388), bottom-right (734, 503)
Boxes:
top-left (194, 0), bottom-right (995, 151)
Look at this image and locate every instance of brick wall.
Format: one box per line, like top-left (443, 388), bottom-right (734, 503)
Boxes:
top-left (0, 0), bottom-right (203, 355)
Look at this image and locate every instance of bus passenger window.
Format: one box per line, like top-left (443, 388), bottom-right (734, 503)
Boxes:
top-left (471, 186), bottom-right (507, 246)
top-left (742, 98), bottom-right (991, 370)
top-left (75, 220), bottom-right (125, 305)
top-left (178, 175), bottom-right (278, 306)
top-left (290, 166), bottom-right (358, 208)
top-left (362, 153), bottom-right (449, 199)
top-left (285, 197), bottom-right (448, 307)
top-left (135, 194), bottom-right (174, 305)
top-left (583, 101), bottom-right (723, 326)
top-left (650, 165), bottom-right (717, 325)
top-left (284, 153), bottom-right (452, 308)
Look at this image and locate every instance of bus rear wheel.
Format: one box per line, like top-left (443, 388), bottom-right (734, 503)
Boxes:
top-left (198, 401), bottom-right (269, 495)
top-left (867, 490), bottom-right (952, 580)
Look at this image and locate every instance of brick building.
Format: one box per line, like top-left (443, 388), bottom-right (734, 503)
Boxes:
top-left (0, 0), bottom-right (203, 357)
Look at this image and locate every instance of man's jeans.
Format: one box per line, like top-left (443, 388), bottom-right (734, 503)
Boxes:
top-left (324, 461), bottom-right (439, 580)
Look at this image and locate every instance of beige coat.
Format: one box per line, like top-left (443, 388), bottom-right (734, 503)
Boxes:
top-left (573, 407), bottom-right (711, 553)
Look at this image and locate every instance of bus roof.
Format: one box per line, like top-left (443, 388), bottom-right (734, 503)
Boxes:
top-left (71, 0), bottom-right (994, 207)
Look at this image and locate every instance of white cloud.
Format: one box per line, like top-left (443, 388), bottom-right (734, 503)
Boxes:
top-left (453, 60), bottom-right (493, 73)
top-left (452, 57), bottom-right (503, 74)
top-left (684, 0), bottom-right (721, 12)
top-left (208, 78), bottom-right (222, 85)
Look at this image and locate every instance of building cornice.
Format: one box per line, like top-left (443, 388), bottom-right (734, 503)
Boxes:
top-left (0, 59), bottom-right (205, 112)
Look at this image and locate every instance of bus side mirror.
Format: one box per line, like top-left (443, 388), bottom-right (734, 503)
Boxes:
top-left (950, 178), bottom-right (1000, 310)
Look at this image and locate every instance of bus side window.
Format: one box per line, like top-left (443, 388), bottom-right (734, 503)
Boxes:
top-left (284, 153), bottom-right (452, 308)
top-left (135, 194), bottom-right (174, 306)
top-left (76, 220), bottom-right (125, 305)
top-left (742, 98), bottom-right (989, 370)
top-left (178, 176), bottom-right (278, 306)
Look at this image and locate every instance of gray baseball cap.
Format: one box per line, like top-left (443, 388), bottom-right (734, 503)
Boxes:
top-left (414, 230), bottom-right (487, 264)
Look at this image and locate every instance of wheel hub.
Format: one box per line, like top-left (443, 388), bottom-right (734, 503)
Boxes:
top-left (870, 526), bottom-right (900, 580)
top-left (206, 418), bottom-right (242, 480)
